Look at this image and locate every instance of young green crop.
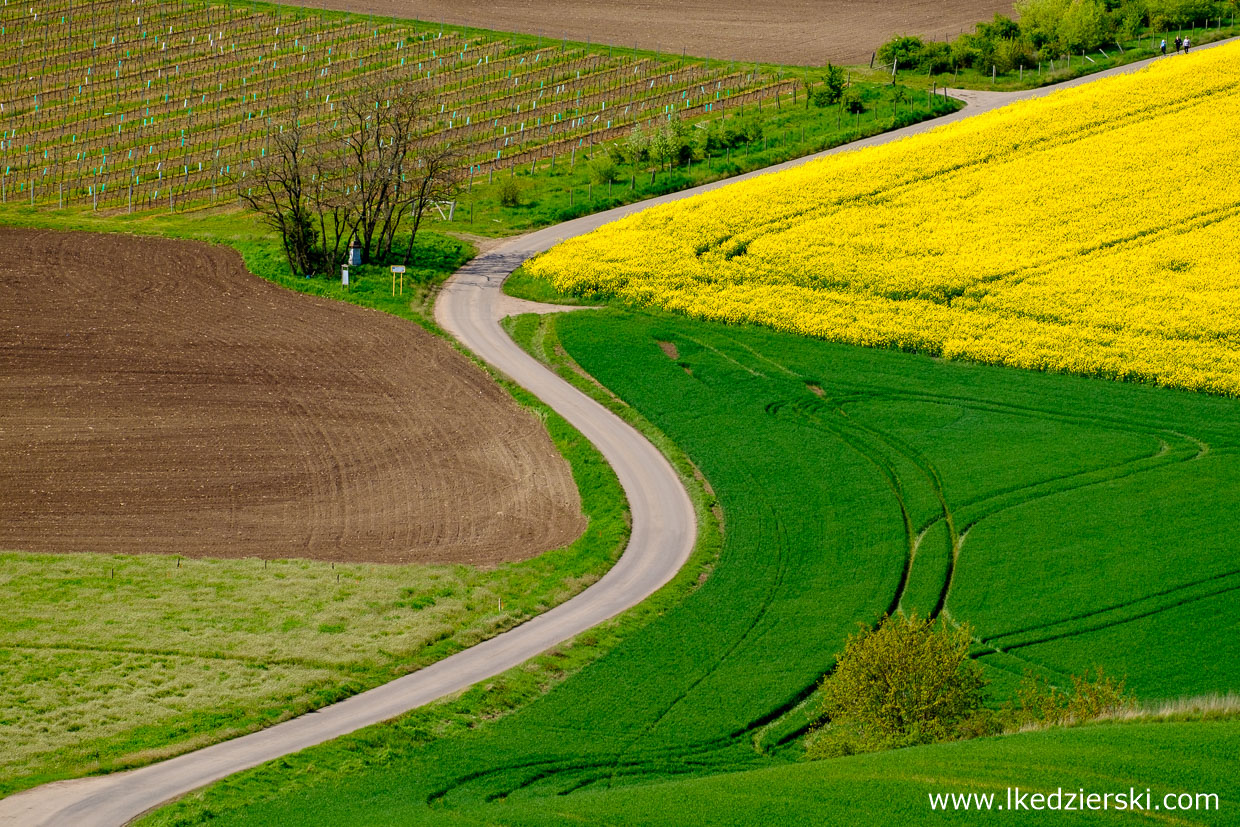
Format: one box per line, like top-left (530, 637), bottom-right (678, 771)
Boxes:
top-left (429, 719), bottom-right (1240, 826)
top-left (143, 309), bottom-right (1240, 824)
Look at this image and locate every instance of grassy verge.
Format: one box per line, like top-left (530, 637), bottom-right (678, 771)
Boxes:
top-left (503, 265), bottom-right (587, 304)
top-left (0, 382), bottom-right (628, 798)
top-left (440, 88), bottom-right (959, 236)
top-left (140, 307), bottom-right (1240, 824)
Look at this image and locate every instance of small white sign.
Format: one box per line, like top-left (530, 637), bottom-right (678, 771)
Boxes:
top-left (341, 265), bottom-right (350, 286)
top-left (390, 265), bottom-right (406, 274)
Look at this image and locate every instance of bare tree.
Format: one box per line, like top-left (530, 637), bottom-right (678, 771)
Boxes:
top-left (234, 109), bottom-right (318, 276)
top-left (239, 85), bottom-right (458, 276)
top-left (400, 140), bottom-right (463, 266)
top-left (339, 85), bottom-right (427, 261)
top-left (308, 147), bottom-right (357, 271)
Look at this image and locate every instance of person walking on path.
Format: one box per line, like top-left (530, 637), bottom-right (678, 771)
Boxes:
top-left (1184, 36), bottom-right (1191, 52)
top-left (1160, 38), bottom-right (1167, 55)
top-left (1175, 35), bottom-right (1183, 52)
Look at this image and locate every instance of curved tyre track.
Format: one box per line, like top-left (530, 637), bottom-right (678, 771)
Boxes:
top-left (3, 41), bottom-right (1233, 827)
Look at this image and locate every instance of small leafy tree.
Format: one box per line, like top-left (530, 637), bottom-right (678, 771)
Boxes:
top-left (739, 111), bottom-right (765, 143)
top-left (1117, 0), bottom-right (1147, 39)
top-left (891, 85), bottom-right (910, 113)
top-left (497, 176), bottom-right (523, 207)
top-left (624, 125), bottom-right (650, 164)
top-left (917, 41), bottom-right (954, 73)
top-left (842, 89), bottom-right (866, 114)
top-left (951, 33), bottom-right (989, 68)
top-left (648, 126), bottom-right (674, 181)
top-left (1058, 0), bottom-right (1113, 52)
top-left (808, 614), bottom-right (988, 757)
top-left (995, 37), bottom-right (1036, 72)
top-left (812, 64), bottom-right (848, 107)
top-left (647, 118), bottom-right (688, 178)
top-left (1017, 0), bottom-right (1073, 44)
top-left (624, 124), bottom-right (651, 186)
top-left (978, 13), bottom-right (1023, 40)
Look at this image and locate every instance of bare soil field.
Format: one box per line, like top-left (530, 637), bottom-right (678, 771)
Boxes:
top-left (275, 0), bottom-right (1014, 65)
top-left (0, 228), bottom-right (584, 565)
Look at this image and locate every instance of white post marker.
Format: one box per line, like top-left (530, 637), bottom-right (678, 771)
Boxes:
top-left (341, 264), bottom-right (349, 289)
top-left (391, 264), bottom-right (405, 296)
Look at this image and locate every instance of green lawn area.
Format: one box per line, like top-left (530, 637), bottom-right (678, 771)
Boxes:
top-left (141, 308), bottom-right (1240, 824)
top-left (197, 719), bottom-right (1238, 826)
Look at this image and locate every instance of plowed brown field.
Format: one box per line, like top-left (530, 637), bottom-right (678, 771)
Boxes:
top-left (273, 0), bottom-right (1013, 65)
top-left (0, 229), bottom-right (584, 565)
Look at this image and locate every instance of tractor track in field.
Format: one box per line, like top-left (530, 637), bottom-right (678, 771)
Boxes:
top-left (774, 383), bottom-right (1212, 628)
top-left (5, 41), bottom-right (1236, 827)
top-left (757, 375), bottom-right (1227, 690)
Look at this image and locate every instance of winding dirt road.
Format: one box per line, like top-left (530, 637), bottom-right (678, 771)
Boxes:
top-left (0, 43), bottom-right (1226, 827)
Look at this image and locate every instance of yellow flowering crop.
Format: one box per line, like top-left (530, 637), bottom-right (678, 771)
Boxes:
top-left (527, 44), bottom-right (1240, 396)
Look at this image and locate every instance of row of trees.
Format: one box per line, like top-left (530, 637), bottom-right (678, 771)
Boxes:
top-left (879, 0), bottom-right (1237, 74)
top-left (238, 86), bottom-right (461, 277)
top-left (574, 71), bottom-right (872, 192)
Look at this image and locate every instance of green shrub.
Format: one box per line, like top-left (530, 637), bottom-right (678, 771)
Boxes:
top-left (917, 41), bottom-right (954, 73)
top-left (842, 90), bottom-right (866, 114)
top-left (807, 615), bottom-right (988, 758)
top-left (498, 176), bottom-right (523, 207)
top-left (978, 12), bottom-right (1023, 40)
top-left (951, 33), bottom-right (992, 69)
top-left (624, 124), bottom-right (651, 163)
top-left (1058, 0), bottom-right (1113, 52)
top-left (587, 154), bottom-right (620, 185)
top-left (1117, 0), bottom-right (1148, 38)
top-left (805, 616), bottom-right (1138, 762)
top-left (1007, 668), bottom-right (1137, 727)
top-left (877, 35), bottom-right (925, 68)
top-left (1018, 0), bottom-right (1073, 45)
top-left (1148, 0), bottom-right (1227, 25)
top-left (995, 38), bottom-right (1036, 72)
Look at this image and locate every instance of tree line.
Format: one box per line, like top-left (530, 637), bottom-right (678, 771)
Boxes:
top-left (878, 0), bottom-right (1237, 75)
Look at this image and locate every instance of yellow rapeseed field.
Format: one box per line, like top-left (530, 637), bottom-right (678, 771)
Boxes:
top-left (528, 43), bottom-right (1240, 395)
